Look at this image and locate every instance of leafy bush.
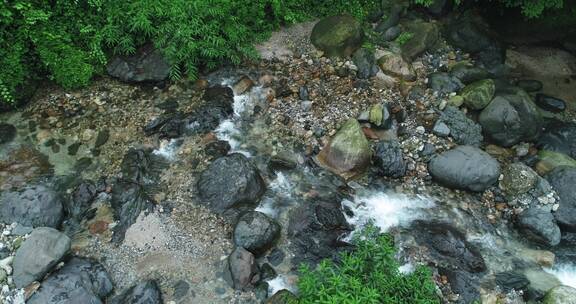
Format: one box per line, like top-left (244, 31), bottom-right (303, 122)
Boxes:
top-left (297, 225), bottom-right (440, 304)
top-left (414, 0), bottom-right (564, 18)
top-left (395, 31), bottom-right (414, 45)
top-left (0, 0), bottom-right (379, 104)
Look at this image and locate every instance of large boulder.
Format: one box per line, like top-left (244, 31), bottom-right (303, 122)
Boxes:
top-left (543, 285), bottom-right (576, 304)
top-left (108, 280), bottom-right (162, 304)
top-left (197, 153), bottom-right (266, 213)
top-left (400, 20), bottom-right (440, 62)
top-left (538, 123), bottom-right (576, 159)
top-left (228, 247), bottom-right (260, 290)
top-left (546, 167), bottom-right (576, 232)
top-left (316, 119), bottom-right (371, 179)
top-left (0, 184), bottom-right (64, 228)
top-left (516, 208), bottom-right (561, 247)
top-left (428, 146), bottom-right (500, 192)
top-left (377, 51), bottom-right (416, 81)
top-left (234, 211), bottom-right (280, 256)
top-left (479, 92), bottom-right (542, 147)
top-left (373, 140), bottom-right (406, 178)
top-left (311, 15), bottom-right (364, 58)
top-left (106, 44), bottom-right (170, 83)
top-left (438, 106), bottom-right (483, 146)
top-left (460, 79), bottom-right (495, 110)
top-left (13, 227), bottom-right (71, 288)
top-left (27, 258), bottom-right (113, 304)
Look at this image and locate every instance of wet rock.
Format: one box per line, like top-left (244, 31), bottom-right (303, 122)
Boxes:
top-left (234, 211), bottom-right (280, 256)
top-left (260, 263), bottom-right (277, 281)
top-left (439, 268), bottom-right (481, 304)
top-left (197, 153), bottom-right (266, 213)
top-left (373, 140), bottom-right (406, 178)
top-left (495, 272), bottom-right (530, 292)
top-left (268, 153), bottom-right (298, 172)
top-left (543, 285), bottom-right (576, 304)
top-left (62, 180), bottom-right (100, 233)
top-left (0, 184), bottom-right (63, 228)
top-left (27, 258), bottom-right (113, 304)
top-left (450, 63), bottom-right (491, 84)
top-left (432, 120), bottom-right (450, 137)
top-left (412, 221), bottom-right (486, 273)
top-left (400, 20), bottom-right (440, 62)
top-left (516, 208), bottom-right (561, 246)
top-left (500, 163), bottom-right (539, 198)
top-left (428, 72), bottom-right (464, 94)
top-left (546, 167), bottom-right (576, 231)
top-left (204, 140), bottom-right (231, 159)
top-left (266, 289), bottom-right (298, 304)
top-left (267, 248), bottom-right (285, 266)
top-left (445, 13), bottom-right (504, 69)
top-left (316, 119), bottom-right (371, 179)
top-left (13, 227), bottom-right (70, 288)
top-left (0, 123), bottom-right (16, 144)
top-left (352, 48), bottom-right (378, 79)
top-left (439, 106), bottom-right (483, 146)
top-left (377, 51), bottom-right (416, 81)
top-left (524, 269), bottom-right (562, 300)
top-left (382, 26), bottom-right (401, 41)
top-left (109, 280), bottom-right (162, 304)
top-left (460, 79), bottom-right (495, 110)
top-left (310, 15), bottom-right (364, 58)
top-left (535, 94), bottom-right (567, 113)
top-left (429, 146), bottom-right (500, 192)
top-left (536, 150), bottom-right (576, 175)
top-left (233, 76), bottom-right (254, 95)
top-left (479, 92), bottom-right (542, 147)
top-left (107, 44), bottom-right (170, 83)
top-left (538, 123), bottom-right (576, 159)
top-left (94, 129), bottom-right (109, 148)
top-left (288, 199), bottom-right (351, 265)
top-left (228, 247), bottom-right (260, 290)
top-left (516, 79), bottom-right (543, 92)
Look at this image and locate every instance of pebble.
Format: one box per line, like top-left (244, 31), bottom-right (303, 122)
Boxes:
top-left (416, 126), bottom-right (426, 134)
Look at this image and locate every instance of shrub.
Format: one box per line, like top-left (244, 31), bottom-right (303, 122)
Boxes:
top-left (297, 225), bottom-right (440, 304)
top-left (414, 0), bottom-right (565, 18)
top-left (395, 31), bottom-right (414, 45)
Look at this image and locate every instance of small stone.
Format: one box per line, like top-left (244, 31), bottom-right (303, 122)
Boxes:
top-left (416, 126), bottom-right (426, 134)
top-left (432, 121), bottom-right (450, 137)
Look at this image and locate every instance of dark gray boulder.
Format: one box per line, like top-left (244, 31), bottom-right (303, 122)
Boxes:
top-left (373, 140), bottom-right (406, 178)
top-left (428, 146), bottom-right (500, 192)
top-left (108, 280), bottom-right (162, 304)
top-left (479, 92), bottom-right (542, 147)
top-left (439, 106), bottom-right (483, 146)
top-left (516, 208), bottom-right (561, 246)
top-left (0, 123), bottom-right (16, 144)
top-left (228, 247), bottom-right (260, 290)
top-left (0, 184), bottom-right (64, 228)
top-left (428, 72), bottom-right (464, 94)
top-left (13, 227), bottom-right (71, 288)
top-left (538, 123), bottom-right (576, 159)
top-left (234, 211), bottom-right (280, 256)
top-left (546, 167), bottom-right (576, 232)
top-left (197, 153), bottom-right (265, 213)
top-left (352, 48), bottom-right (378, 79)
top-left (27, 258), bottom-right (113, 304)
top-left (107, 44), bottom-right (170, 83)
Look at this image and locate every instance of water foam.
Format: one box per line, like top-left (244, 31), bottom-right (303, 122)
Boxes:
top-left (267, 275), bottom-right (296, 295)
top-left (152, 139), bottom-right (180, 161)
top-left (545, 263), bottom-right (576, 288)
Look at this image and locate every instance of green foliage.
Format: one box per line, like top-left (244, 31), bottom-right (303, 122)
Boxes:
top-left (0, 0), bottom-right (379, 105)
top-left (395, 31), bottom-right (414, 45)
top-left (414, 0), bottom-right (564, 18)
top-left (297, 225), bottom-right (440, 304)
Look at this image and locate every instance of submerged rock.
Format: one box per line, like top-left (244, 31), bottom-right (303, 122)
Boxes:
top-left (234, 211), bottom-right (280, 256)
top-left (543, 285), bottom-right (576, 304)
top-left (535, 94), bottom-right (567, 113)
top-left (439, 106), bottom-right (483, 146)
top-left (197, 153), bottom-right (265, 213)
top-left (311, 15), bottom-right (363, 58)
top-left (0, 184), bottom-right (63, 228)
top-left (546, 167), bottom-right (576, 232)
top-left (13, 227), bottom-right (71, 288)
top-left (479, 92), bottom-right (542, 147)
top-left (0, 123), bottom-right (16, 145)
top-left (108, 280), bottom-right (162, 304)
top-left (27, 258), bottom-right (113, 304)
top-left (460, 79), bottom-right (495, 110)
top-left (316, 119), bottom-right (371, 179)
top-left (373, 140), bottom-right (406, 178)
top-left (538, 123), bottom-right (576, 159)
top-left (228, 247), bottom-right (260, 290)
top-left (107, 44), bottom-right (170, 83)
top-left (516, 208), bottom-right (561, 246)
top-left (429, 146), bottom-right (500, 192)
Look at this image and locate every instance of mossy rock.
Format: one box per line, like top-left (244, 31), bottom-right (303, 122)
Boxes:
top-left (311, 15), bottom-right (364, 58)
top-left (536, 150), bottom-right (576, 175)
top-left (461, 79), bottom-right (495, 110)
top-left (400, 20), bottom-right (440, 62)
top-left (543, 285), bottom-right (576, 304)
top-left (266, 289), bottom-right (298, 304)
